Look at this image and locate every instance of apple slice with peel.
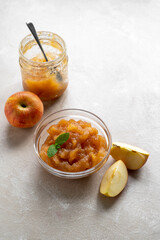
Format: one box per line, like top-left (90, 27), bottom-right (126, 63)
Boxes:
top-left (100, 160), bottom-right (128, 197)
top-left (110, 142), bottom-right (149, 170)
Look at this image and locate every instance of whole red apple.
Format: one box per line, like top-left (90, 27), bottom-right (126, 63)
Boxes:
top-left (4, 91), bottom-right (44, 128)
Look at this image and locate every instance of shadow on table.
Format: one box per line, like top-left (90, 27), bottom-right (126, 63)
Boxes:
top-left (128, 169), bottom-right (142, 180)
top-left (43, 90), bottom-right (68, 113)
top-left (43, 99), bottom-right (59, 111)
top-left (35, 165), bottom-right (95, 204)
top-left (96, 189), bottom-right (124, 210)
top-left (5, 125), bottom-right (34, 148)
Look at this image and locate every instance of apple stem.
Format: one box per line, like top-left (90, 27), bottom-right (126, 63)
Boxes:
top-left (21, 103), bottom-right (27, 108)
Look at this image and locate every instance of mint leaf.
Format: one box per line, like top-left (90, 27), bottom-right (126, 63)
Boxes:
top-left (47, 144), bottom-right (58, 158)
top-left (47, 133), bottom-right (70, 158)
top-left (55, 132), bottom-right (70, 145)
top-left (55, 143), bottom-right (61, 149)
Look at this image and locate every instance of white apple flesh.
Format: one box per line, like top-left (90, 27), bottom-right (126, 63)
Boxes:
top-left (100, 160), bottom-right (128, 197)
top-left (110, 142), bottom-right (149, 170)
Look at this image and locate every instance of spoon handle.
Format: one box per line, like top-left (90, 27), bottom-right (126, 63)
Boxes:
top-left (26, 22), bottom-right (48, 62)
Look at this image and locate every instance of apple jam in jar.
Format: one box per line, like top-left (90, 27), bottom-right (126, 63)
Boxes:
top-left (19, 32), bottom-right (68, 101)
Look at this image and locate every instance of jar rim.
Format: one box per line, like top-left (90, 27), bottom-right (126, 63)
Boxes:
top-left (19, 31), bottom-right (67, 67)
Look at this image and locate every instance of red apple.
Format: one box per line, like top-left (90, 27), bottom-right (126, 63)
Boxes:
top-left (4, 91), bottom-right (44, 128)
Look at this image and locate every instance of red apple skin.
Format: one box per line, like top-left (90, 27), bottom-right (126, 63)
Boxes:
top-left (4, 91), bottom-right (44, 128)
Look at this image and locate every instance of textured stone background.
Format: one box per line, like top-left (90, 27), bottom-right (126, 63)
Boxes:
top-left (0, 0), bottom-right (160, 239)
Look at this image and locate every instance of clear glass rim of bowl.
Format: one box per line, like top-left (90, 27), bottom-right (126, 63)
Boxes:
top-left (19, 31), bottom-right (67, 67)
top-left (33, 108), bottom-right (112, 179)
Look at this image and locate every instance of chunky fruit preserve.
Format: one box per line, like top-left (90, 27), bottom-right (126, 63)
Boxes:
top-left (19, 32), bottom-right (68, 101)
top-left (40, 119), bottom-right (107, 172)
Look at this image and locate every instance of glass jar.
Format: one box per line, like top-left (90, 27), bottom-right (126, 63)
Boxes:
top-left (19, 31), bottom-right (68, 101)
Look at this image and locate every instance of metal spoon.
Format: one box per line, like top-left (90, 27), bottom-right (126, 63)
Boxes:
top-left (26, 22), bottom-right (62, 81)
top-left (26, 22), bottom-right (48, 61)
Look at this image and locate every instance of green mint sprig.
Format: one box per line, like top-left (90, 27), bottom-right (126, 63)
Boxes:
top-left (47, 132), bottom-right (70, 158)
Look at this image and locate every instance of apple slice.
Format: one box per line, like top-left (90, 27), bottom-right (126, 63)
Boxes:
top-left (110, 142), bottom-right (149, 170)
top-left (100, 160), bottom-right (128, 197)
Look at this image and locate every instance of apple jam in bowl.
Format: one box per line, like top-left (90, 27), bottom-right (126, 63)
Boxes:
top-left (19, 31), bottom-right (68, 101)
top-left (34, 109), bottom-right (112, 179)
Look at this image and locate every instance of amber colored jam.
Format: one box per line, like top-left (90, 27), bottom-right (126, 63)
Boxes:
top-left (40, 119), bottom-right (107, 172)
top-left (19, 34), bottom-right (68, 101)
top-left (21, 52), bottom-right (68, 101)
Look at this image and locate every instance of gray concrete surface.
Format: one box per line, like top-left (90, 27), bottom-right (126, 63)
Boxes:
top-left (0, 0), bottom-right (160, 239)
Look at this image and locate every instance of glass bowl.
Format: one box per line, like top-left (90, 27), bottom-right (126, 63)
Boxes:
top-left (33, 109), bottom-right (112, 179)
